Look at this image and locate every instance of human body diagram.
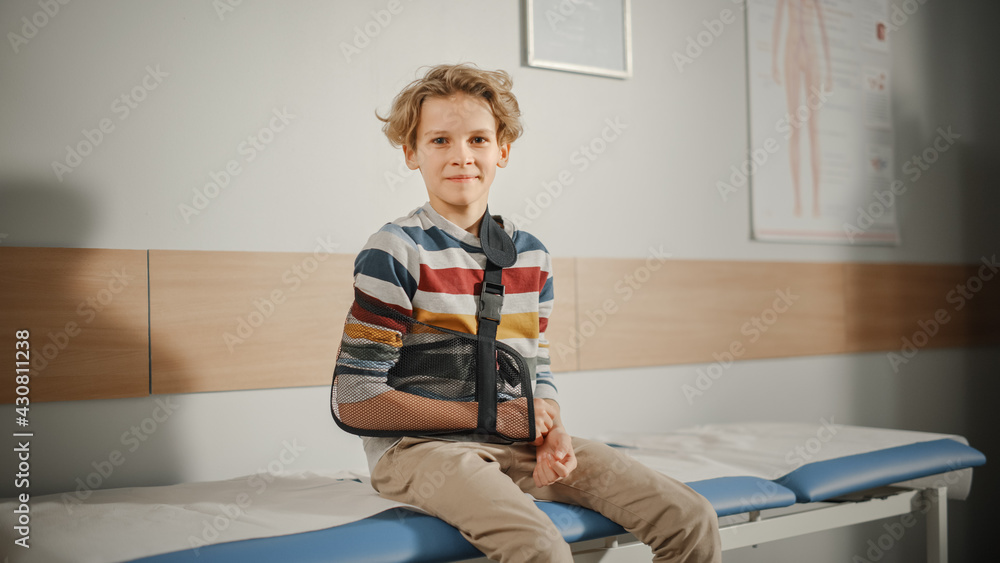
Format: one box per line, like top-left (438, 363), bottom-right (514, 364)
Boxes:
top-left (771, 0), bottom-right (833, 217)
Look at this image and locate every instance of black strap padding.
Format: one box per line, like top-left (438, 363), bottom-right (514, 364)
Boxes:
top-left (476, 262), bottom-right (502, 434)
top-left (479, 206), bottom-right (517, 268)
top-left (475, 207), bottom-right (516, 434)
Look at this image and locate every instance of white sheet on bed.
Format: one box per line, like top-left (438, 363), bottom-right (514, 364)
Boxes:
top-left (0, 423), bottom-right (977, 563)
top-left (595, 422), bottom-right (974, 499)
top-left (0, 470), bottom-right (410, 563)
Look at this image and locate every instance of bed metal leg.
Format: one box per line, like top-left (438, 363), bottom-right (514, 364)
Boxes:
top-left (567, 485), bottom-right (951, 563)
top-left (925, 486), bottom-right (947, 563)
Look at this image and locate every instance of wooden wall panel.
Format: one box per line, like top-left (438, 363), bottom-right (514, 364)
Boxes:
top-left (844, 263), bottom-right (970, 352)
top-left (968, 261), bottom-right (1000, 344)
top-left (0, 247), bottom-right (149, 403)
top-left (149, 250), bottom-right (354, 394)
top-left (547, 257), bottom-right (578, 372)
top-left (573, 259), bottom-right (847, 370)
top-left (7, 245), bottom-right (999, 400)
top-left (844, 262), bottom-right (1000, 352)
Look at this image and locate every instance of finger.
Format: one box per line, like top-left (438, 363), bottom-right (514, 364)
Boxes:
top-left (536, 451), bottom-right (554, 469)
top-left (534, 423), bottom-right (551, 443)
top-left (532, 422), bottom-right (549, 444)
top-left (548, 446), bottom-right (576, 476)
top-left (534, 460), bottom-right (556, 487)
top-left (564, 452), bottom-right (578, 473)
top-left (550, 436), bottom-right (573, 461)
top-left (537, 454), bottom-right (560, 485)
top-left (534, 419), bottom-right (550, 438)
top-left (546, 458), bottom-right (571, 480)
top-left (540, 413), bottom-right (553, 430)
top-left (536, 411), bottom-right (553, 432)
top-left (540, 454), bottom-right (566, 481)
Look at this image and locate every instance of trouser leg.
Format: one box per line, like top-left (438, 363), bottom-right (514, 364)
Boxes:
top-left (508, 437), bottom-right (721, 563)
top-left (371, 437), bottom-right (574, 563)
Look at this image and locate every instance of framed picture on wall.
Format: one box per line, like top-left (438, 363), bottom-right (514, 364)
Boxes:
top-left (524, 0), bottom-right (632, 79)
top-left (745, 0), bottom-right (899, 245)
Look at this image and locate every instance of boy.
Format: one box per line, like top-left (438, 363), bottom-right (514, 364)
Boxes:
top-left (333, 63), bottom-right (720, 562)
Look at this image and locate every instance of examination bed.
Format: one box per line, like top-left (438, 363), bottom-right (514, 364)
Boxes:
top-left (0, 423), bottom-right (985, 563)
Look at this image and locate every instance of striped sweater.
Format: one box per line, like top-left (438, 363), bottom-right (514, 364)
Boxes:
top-left (334, 202), bottom-right (557, 471)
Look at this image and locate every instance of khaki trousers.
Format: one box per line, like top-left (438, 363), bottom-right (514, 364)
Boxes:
top-left (370, 436), bottom-right (721, 562)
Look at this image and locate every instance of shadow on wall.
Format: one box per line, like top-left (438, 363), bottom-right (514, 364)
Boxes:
top-left (0, 179), bottom-right (187, 497)
top-left (0, 179), bottom-right (96, 248)
top-left (837, 0), bottom-right (1000, 558)
top-left (960, 346), bottom-right (1000, 562)
top-left (956, 142), bottom-right (1000, 563)
top-left (956, 0), bottom-right (1000, 556)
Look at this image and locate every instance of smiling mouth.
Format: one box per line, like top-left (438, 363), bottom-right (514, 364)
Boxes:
top-left (447, 175), bottom-right (478, 181)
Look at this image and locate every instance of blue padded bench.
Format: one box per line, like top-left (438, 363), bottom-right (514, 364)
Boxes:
top-left (132, 476), bottom-right (798, 563)
top-left (776, 438), bottom-right (984, 502)
top-left (130, 438), bottom-right (984, 563)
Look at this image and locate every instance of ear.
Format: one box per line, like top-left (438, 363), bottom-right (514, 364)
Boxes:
top-left (496, 142), bottom-right (511, 169)
top-left (403, 145), bottom-right (419, 170)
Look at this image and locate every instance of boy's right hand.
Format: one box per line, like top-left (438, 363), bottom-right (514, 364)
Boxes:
top-left (495, 397), bottom-right (558, 444)
top-left (531, 398), bottom-right (558, 446)
top-left (533, 426), bottom-right (576, 487)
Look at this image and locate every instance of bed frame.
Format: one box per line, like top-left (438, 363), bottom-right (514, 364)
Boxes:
top-left (552, 485), bottom-right (949, 563)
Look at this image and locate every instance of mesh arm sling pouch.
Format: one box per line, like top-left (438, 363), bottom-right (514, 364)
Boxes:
top-left (331, 208), bottom-right (536, 442)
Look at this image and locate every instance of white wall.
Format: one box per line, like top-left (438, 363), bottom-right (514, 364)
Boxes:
top-left (1, 1), bottom-right (997, 561)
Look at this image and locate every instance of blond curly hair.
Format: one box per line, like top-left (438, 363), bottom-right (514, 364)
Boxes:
top-left (377, 63), bottom-right (523, 149)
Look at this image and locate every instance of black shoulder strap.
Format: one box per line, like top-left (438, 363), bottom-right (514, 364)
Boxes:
top-left (479, 206), bottom-right (517, 269)
top-left (475, 207), bottom-right (516, 434)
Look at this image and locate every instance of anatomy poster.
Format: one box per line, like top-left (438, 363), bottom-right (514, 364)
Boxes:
top-left (746, 0), bottom-right (899, 244)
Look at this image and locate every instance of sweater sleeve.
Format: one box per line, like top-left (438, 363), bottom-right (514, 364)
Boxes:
top-left (332, 224), bottom-right (420, 409)
top-left (533, 250), bottom-right (559, 403)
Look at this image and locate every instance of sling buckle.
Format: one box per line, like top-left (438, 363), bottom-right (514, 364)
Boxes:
top-left (478, 281), bottom-right (505, 323)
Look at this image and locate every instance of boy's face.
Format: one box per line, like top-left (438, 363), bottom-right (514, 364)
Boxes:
top-left (404, 93), bottom-right (510, 221)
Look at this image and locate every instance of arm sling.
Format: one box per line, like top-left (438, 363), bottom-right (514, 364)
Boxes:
top-left (331, 208), bottom-right (536, 442)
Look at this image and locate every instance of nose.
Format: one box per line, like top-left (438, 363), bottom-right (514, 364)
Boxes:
top-left (451, 143), bottom-right (474, 166)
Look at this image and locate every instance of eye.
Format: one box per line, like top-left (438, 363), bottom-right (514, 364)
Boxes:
top-left (431, 137), bottom-right (447, 145)
top-left (472, 136), bottom-right (487, 144)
